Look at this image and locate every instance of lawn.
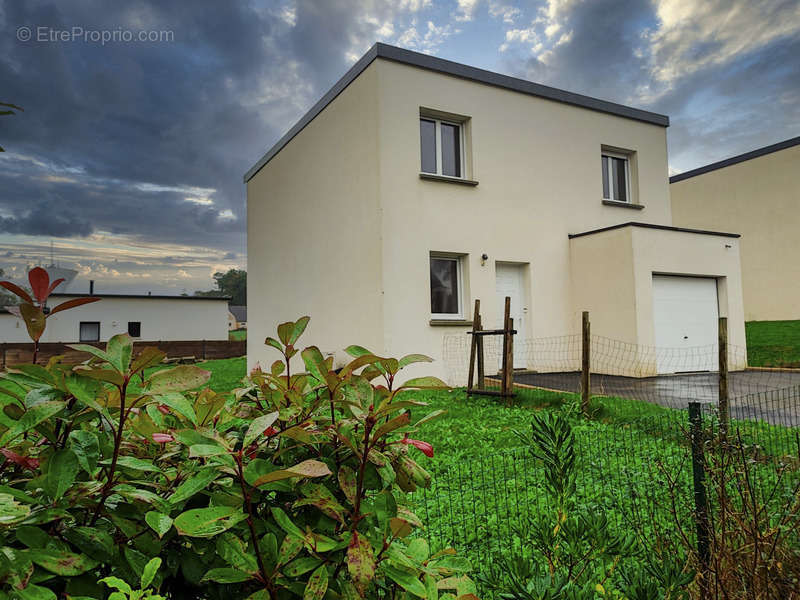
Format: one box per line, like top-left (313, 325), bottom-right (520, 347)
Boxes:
top-left (229, 328), bottom-right (247, 341)
top-left (746, 319), bottom-right (800, 367)
top-left (172, 358), bottom-right (797, 564)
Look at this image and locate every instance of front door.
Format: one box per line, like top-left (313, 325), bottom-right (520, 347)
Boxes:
top-left (495, 263), bottom-right (526, 368)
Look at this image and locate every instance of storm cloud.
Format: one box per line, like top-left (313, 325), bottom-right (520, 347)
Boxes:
top-left (0, 0), bottom-right (797, 292)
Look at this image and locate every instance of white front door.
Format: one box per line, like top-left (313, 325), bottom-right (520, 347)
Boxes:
top-left (652, 275), bottom-right (719, 373)
top-left (495, 263), bottom-right (526, 368)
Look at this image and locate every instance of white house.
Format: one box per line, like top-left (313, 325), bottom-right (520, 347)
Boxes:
top-left (245, 43), bottom-right (747, 381)
top-left (0, 293), bottom-right (230, 343)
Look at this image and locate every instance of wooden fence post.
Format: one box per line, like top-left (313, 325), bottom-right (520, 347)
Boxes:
top-left (581, 311), bottom-right (591, 417)
top-left (718, 316), bottom-right (729, 440)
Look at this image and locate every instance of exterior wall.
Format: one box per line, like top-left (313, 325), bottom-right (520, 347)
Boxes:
top-left (0, 296), bottom-right (229, 343)
top-left (246, 63), bottom-right (384, 372)
top-left (670, 144), bottom-right (800, 321)
top-left (569, 227), bottom-right (638, 345)
top-left (373, 59), bottom-right (672, 380)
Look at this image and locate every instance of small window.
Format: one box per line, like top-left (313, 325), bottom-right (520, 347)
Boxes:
top-left (601, 151), bottom-right (630, 202)
top-left (79, 321), bottom-right (100, 342)
top-left (420, 117), bottom-right (463, 178)
top-left (430, 255), bottom-right (464, 319)
top-left (128, 321), bottom-right (141, 338)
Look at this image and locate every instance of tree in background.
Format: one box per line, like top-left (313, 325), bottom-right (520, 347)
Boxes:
top-left (195, 268), bottom-right (246, 305)
top-left (1, 102), bottom-right (23, 152)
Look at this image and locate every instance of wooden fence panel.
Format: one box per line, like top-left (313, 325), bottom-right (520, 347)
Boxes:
top-left (0, 340), bottom-right (246, 369)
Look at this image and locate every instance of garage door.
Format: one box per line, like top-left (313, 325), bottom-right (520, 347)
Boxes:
top-left (652, 275), bottom-right (718, 373)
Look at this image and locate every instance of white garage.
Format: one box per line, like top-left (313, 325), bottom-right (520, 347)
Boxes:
top-left (652, 275), bottom-right (719, 373)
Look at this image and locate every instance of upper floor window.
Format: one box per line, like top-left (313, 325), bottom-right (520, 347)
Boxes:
top-left (420, 117), bottom-right (463, 178)
top-left (601, 150), bottom-right (630, 203)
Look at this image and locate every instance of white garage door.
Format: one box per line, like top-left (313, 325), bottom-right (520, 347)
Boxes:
top-left (652, 275), bottom-right (718, 373)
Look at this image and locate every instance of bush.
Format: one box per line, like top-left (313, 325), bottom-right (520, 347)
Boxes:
top-left (0, 316), bottom-right (478, 599)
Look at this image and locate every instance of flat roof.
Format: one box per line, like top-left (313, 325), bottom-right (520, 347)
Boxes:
top-left (244, 43), bottom-right (670, 183)
top-left (568, 221), bottom-right (741, 240)
top-left (670, 135), bottom-right (800, 183)
top-left (49, 293), bottom-right (230, 301)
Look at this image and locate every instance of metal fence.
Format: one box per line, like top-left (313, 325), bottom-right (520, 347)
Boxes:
top-left (429, 328), bottom-right (800, 596)
top-left (410, 400), bottom-right (800, 596)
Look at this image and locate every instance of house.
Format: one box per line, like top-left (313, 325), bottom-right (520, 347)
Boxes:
top-left (0, 292), bottom-right (230, 343)
top-left (228, 305), bottom-right (247, 330)
top-left (245, 43), bottom-right (746, 382)
top-left (671, 136), bottom-right (800, 322)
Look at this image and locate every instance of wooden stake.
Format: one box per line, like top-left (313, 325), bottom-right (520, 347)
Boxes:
top-left (505, 317), bottom-right (514, 404)
top-left (467, 299), bottom-right (480, 394)
top-left (500, 296), bottom-right (511, 397)
top-left (476, 312), bottom-right (485, 389)
top-left (718, 316), bottom-right (729, 440)
top-left (581, 311), bottom-right (590, 417)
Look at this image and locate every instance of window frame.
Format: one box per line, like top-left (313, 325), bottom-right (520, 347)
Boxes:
top-left (127, 321), bottom-right (141, 338)
top-left (79, 321), bottom-right (101, 342)
top-left (420, 117), bottom-right (466, 179)
top-left (601, 150), bottom-right (632, 203)
top-left (429, 254), bottom-right (465, 320)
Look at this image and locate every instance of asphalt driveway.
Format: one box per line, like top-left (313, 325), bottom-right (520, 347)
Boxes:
top-left (513, 370), bottom-right (800, 426)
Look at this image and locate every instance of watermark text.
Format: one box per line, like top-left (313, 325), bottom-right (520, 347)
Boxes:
top-left (17, 26), bottom-right (174, 45)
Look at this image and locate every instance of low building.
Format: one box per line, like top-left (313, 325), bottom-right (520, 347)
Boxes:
top-left (228, 305), bottom-right (247, 330)
top-left (245, 43), bottom-right (747, 381)
top-left (0, 293), bottom-right (230, 343)
top-left (671, 136), bottom-right (800, 321)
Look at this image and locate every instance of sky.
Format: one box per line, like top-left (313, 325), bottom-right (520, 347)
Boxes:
top-left (1, 0), bottom-right (798, 295)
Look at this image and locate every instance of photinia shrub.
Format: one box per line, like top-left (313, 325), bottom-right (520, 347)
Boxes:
top-left (0, 316), bottom-right (478, 599)
top-left (1, 267), bottom-right (100, 362)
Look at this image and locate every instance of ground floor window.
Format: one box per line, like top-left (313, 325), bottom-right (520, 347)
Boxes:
top-left (79, 321), bottom-right (100, 342)
top-left (128, 321), bottom-right (141, 337)
top-left (430, 254), bottom-right (464, 319)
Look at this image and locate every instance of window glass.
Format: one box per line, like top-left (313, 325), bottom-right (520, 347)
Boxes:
top-left (430, 257), bottom-right (460, 315)
top-left (612, 157), bottom-right (627, 202)
top-left (128, 321), bottom-right (141, 337)
top-left (440, 123), bottom-right (461, 177)
top-left (602, 153), bottom-right (629, 202)
top-left (79, 322), bottom-right (100, 342)
top-left (420, 119), bottom-right (437, 174)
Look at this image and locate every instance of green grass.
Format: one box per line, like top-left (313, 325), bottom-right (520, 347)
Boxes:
top-left (229, 329), bottom-right (247, 341)
top-left (134, 356), bottom-right (247, 396)
top-left (746, 320), bottom-right (800, 367)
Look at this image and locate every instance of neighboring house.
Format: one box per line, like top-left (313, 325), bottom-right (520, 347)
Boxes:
top-left (228, 305), bottom-right (247, 330)
top-left (246, 43), bottom-right (747, 381)
top-left (0, 293), bottom-right (229, 343)
top-left (671, 136), bottom-right (800, 322)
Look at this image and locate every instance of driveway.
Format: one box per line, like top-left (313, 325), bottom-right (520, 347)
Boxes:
top-left (513, 370), bottom-right (800, 426)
